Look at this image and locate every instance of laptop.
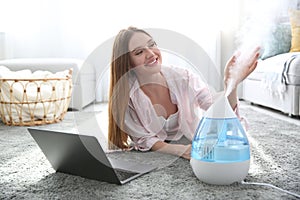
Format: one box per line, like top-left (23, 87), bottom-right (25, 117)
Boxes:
top-left (27, 128), bottom-right (157, 185)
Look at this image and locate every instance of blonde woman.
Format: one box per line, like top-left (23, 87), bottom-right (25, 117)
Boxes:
top-left (108, 27), bottom-right (259, 160)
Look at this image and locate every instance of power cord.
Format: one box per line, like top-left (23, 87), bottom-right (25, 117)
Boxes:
top-left (241, 180), bottom-right (300, 199)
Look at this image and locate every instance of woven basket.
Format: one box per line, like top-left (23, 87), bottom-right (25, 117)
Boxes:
top-left (0, 69), bottom-right (73, 126)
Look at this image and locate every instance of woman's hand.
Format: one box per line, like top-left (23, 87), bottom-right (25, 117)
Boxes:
top-left (224, 46), bottom-right (260, 91)
top-left (180, 144), bottom-right (192, 160)
top-left (151, 141), bottom-right (192, 160)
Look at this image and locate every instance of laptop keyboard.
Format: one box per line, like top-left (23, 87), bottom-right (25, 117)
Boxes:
top-left (114, 169), bottom-right (139, 181)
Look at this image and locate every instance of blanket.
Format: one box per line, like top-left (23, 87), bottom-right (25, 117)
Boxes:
top-left (259, 52), bottom-right (300, 99)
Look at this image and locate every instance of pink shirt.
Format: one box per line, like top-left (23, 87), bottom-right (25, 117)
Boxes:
top-left (124, 65), bottom-right (214, 151)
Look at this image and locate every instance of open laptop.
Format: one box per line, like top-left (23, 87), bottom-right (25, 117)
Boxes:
top-left (27, 128), bottom-right (157, 185)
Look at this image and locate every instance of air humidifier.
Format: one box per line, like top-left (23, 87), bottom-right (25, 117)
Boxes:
top-left (190, 94), bottom-right (250, 185)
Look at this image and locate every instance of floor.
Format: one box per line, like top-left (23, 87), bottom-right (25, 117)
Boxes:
top-left (83, 102), bottom-right (107, 113)
top-left (83, 100), bottom-right (300, 126)
top-left (239, 100), bottom-right (300, 126)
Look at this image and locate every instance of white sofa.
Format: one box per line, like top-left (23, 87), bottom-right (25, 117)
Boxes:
top-left (0, 58), bottom-right (96, 110)
top-left (242, 53), bottom-right (300, 117)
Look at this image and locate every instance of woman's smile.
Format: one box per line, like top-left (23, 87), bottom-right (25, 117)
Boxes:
top-left (145, 57), bottom-right (159, 66)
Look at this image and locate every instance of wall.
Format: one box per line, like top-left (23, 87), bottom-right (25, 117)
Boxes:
top-left (0, 33), bottom-right (5, 60)
top-left (1, 0), bottom-right (249, 100)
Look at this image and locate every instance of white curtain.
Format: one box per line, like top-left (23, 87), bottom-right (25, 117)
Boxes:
top-left (0, 0), bottom-right (242, 101)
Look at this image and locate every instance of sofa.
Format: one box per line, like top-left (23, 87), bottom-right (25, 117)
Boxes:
top-left (0, 58), bottom-right (96, 111)
top-left (242, 53), bottom-right (300, 117)
top-left (242, 9), bottom-right (300, 117)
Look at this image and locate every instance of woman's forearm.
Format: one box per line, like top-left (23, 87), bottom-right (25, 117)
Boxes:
top-left (151, 141), bottom-right (191, 160)
top-left (227, 87), bottom-right (238, 110)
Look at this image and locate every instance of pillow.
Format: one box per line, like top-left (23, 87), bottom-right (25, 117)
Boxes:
top-left (289, 9), bottom-right (300, 52)
top-left (260, 23), bottom-right (292, 60)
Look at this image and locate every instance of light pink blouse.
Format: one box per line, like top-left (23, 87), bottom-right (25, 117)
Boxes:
top-left (124, 65), bottom-right (214, 151)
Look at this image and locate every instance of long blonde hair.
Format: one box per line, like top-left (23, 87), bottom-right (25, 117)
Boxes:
top-left (108, 27), bottom-right (153, 150)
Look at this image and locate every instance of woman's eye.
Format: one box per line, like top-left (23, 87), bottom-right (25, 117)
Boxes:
top-left (135, 50), bottom-right (143, 55)
top-left (149, 41), bottom-right (156, 47)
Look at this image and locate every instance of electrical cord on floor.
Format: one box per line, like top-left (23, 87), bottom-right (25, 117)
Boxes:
top-left (240, 181), bottom-right (300, 199)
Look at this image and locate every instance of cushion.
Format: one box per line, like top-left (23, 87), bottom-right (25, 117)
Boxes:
top-left (260, 23), bottom-right (292, 60)
top-left (289, 9), bottom-right (300, 52)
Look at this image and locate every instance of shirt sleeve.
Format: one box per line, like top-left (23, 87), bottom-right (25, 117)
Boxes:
top-left (233, 100), bottom-right (249, 130)
top-left (186, 69), bottom-right (214, 110)
top-left (124, 103), bottom-right (166, 151)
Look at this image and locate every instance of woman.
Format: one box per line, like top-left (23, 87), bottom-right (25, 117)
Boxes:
top-left (108, 27), bottom-right (259, 160)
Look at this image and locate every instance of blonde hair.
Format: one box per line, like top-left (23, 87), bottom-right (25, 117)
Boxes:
top-left (108, 27), bottom-right (152, 150)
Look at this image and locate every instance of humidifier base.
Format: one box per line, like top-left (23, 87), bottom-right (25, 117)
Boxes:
top-left (190, 158), bottom-right (250, 185)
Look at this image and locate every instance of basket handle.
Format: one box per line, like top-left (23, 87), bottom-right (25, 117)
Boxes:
top-left (67, 68), bottom-right (73, 78)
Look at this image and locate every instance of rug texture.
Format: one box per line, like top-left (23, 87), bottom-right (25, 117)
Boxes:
top-left (0, 104), bottom-right (299, 200)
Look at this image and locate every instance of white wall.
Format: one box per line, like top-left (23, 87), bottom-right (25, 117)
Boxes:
top-left (0, 0), bottom-right (224, 59)
top-left (0, 32), bottom-right (5, 60)
top-left (1, 0), bottom-right (231, 102)
top-left (1, 0), bottom-right (253, 100)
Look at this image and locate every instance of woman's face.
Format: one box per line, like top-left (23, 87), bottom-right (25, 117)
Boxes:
top-left (128, 32), bottom-right (162, 75)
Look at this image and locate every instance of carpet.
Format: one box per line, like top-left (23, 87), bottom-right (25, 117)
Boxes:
top-left (0, 104), bottom-right (299, 200)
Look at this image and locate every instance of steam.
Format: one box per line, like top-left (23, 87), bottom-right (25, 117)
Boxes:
top-left (236, 0), bottom-right (297, 52)
top-left (224, 0), bottom-right (299, 97)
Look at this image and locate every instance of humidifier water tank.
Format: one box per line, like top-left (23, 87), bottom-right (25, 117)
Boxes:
top-left (190, 94), bottom-right (250, 185)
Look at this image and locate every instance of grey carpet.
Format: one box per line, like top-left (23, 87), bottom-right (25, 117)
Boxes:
top-left (0, 104), bottom-right (299, 200)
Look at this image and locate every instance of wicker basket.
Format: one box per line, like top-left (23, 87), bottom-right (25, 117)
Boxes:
top-left (0, 69), bottom-right (73, 126)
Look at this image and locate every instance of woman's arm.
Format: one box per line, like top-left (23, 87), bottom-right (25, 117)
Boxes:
top-left (151, 141), bottom-right (191, 160)
top-left (226, 87), bottom-right (238, 110)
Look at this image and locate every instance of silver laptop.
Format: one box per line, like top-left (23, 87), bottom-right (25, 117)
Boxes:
top-left (27, 128), bottom-right (157, 185)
